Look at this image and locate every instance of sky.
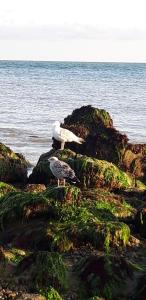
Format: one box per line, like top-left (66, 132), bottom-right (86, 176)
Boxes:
top-left (0, 0), bottom-right (146, 62)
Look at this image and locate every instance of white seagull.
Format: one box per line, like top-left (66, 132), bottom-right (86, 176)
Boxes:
top-left (52, 121), bottom-right (84, 150)
top-left (48, 156), bottom-right (80, 187)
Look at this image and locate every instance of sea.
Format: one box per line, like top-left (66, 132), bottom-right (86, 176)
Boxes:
top-left (0, 60), bottom-right (146, 165)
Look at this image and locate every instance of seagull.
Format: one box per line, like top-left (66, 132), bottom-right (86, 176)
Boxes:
top-left (48, 156), bottom-right (80, 187)
top-left (52, 121), bottom-right (84, 150)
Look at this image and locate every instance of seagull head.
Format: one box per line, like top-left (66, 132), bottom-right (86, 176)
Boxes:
top-left (48, 156), bottom-right (59, 163)
top-left (52, 121), bottom-right (60, 127)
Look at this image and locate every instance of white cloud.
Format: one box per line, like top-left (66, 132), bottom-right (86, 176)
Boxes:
top-left (0, 0), bottom-right (146, 28)
top-left (0, 24), bottom-right (146, 41)
top-left (0, 0), bottom-right (146, 61)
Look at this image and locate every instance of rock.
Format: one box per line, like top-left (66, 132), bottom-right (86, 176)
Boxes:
top-left (68, 155), bottom-right (135, 189)
top-left (29, 148), bottom-right (140, 189)
top-left (0, 143), bottom-right (29, 184)
top-left (83, 188), bottom-right (136, 219)
top-left (44, 186), bottom-right (81, 204)
top-left (0, 182), bottom-right (16, 198)
top-left (8, 221), bottom-right (52, 250)
top-left (135, 207), bottom-right (146, 238)
top-left (0, 191), bottom-right (53, 229)
top-left (76, 254), bottom-right (135, 299)
top-left (28, 149), bottom-right (76, 185)
top-left (52, 105), bottom-right (146, 183)
top-left (61, 220), bottom-right (130, 252)
top-left (53, 105), bottom-right (127, 164)
top-left (16, 252), bottom-right (67, 291)
top-left (0, 185), bottom-right (81, 230)
top-left (24, 184), bottom-right (46, 193)
top-left (16, 294), bottom-right (46, 300)
top-left (0, 187), bottom-right (131, 252)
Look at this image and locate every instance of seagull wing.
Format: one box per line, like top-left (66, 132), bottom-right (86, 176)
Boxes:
top-left (60, 127), bottom-right (79, 142)
top-left (53, 160), bottom-right (75, 179)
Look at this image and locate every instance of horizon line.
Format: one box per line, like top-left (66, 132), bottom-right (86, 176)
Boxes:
top-left (0, 59), bottom-right (146, 64)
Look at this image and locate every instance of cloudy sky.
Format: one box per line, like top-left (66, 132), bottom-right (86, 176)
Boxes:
top-left (0, 0), bottom-right (146, 62)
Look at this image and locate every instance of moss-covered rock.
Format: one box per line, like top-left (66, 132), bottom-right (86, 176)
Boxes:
top-left (29, 149), bottom-right (142, 190)
top-left (25, 184), bottom-right (46, 193)
top-left (16, 251), bottom-right (67, 292)
top-left (0, 186), bottom-right (81, 230)
top-left (29, 149), bottom-right (76, 184)
top-left (0, 247), bottom-right (27, 264)
top-left (44, 186), bottom-right (81, 204)
top-left (46, 218), bottom-right (130, 253)
top-left (0, 187), bottom-right (132, 253)
top-left (52, 105), bottom-right (146, 183)
top-left (83, 188), bottom-right (136, 219)
top-left (0, 142), bottom-right (29, 183)
top-left (68, 155), bottom-right (135, 189)
top-left (0, 181), bottom-right (16, 198)
top-left (76, 254), bottom-right (137, 300)
top-left (0, 191), bottom-right (51, 229)
top-left (53, 105), bottom-right (128, 166)
top-left (40, 287), bottom-right (63, 300)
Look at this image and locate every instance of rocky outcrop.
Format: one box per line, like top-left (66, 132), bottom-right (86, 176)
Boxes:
top-left (29, 149), bottom-right (76, 185)
top-left (0, 143), bottom-right (29, 183)
top-left (29, 148), bottom-right (146, 190)
top-left (52, 105), bottom-right (146, 183)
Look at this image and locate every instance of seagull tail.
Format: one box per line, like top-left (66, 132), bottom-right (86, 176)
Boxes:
top-left (76, 137), bottom-right (85, 144)
top-left (70, 176), bottom-right (80, 184)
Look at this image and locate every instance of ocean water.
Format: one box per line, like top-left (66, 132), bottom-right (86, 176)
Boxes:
top-left (0, 60), bottom-right (146, 165)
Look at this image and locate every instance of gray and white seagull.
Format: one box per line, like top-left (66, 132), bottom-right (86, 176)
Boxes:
top-left (52, 121), bottom-right (84, 150)
top-left (48, 156), bottom-right (80, 187)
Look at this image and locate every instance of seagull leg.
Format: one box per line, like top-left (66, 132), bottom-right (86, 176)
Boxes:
top-left (61, 141), bottom-right (65, 150)
top-left (63, 179), bottom-right (66, 187)
top-left (57, 179), bottom-right (60, 187)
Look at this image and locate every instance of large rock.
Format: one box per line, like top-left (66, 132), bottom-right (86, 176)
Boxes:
top-left (29, 149), bottom-right (76, 185)
top-left (52, 105), bottom-right (146, 183)
top-left (77, 254), bottom-right (136, 300)
top-left (0, 186), bottom-right (132, 252)
top-left (0, 186), bottom-right (81, 230)
top-left (16, 251), bottom-right (67, 292)
top-left (0, 142), bottom-right (29, 183)
top-left (28, 149), bottom-right (145, 190)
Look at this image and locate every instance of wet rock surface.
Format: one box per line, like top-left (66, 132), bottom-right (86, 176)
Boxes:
top-left (0, 143), bottom-right (29, 184)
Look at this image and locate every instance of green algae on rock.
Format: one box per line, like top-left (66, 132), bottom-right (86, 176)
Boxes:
top-left (40, 287), bottom-right (63, 300)
top-left (29, 148), bottom-right (142, 190)
top-left (25, 184), bottom-right (46, 193)
top-left (29, 149), bottom-right (76, 185)
top-left (44, 186), bottom-right (81, 204)
top-left (52, 105), bottom-right (128, 166)
top-left (16, 251), bottom-right (67, 292)
top-left (0, 187), bottom-right (132, 253)
top-left (46, 218), bottom-right (130, 253)
top-left (82, 188), bottom-right (136, 219)
top-left (0, 191), bottom-right (51, 229)
top-left (67, 155), bottom-right (135, 189)
top-left (0, 142), bottom-right (29, 183)
top-left (76, 254), bottom-right (137, 300)
top-left (0, 186), bottom-right (82, 230)
top-left (51, 105), bottom-right (146, 184)
top-left (0, 181), bottom-right (16, 198)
